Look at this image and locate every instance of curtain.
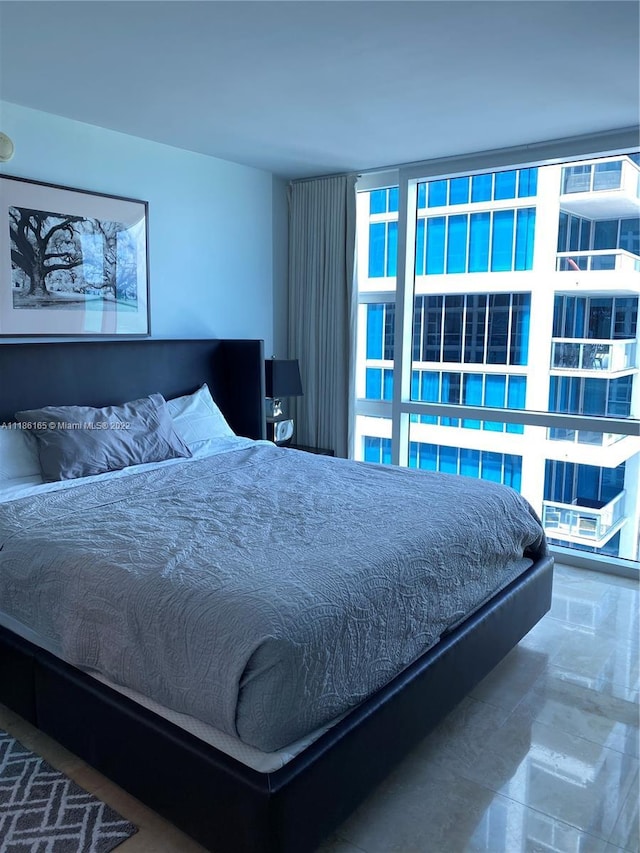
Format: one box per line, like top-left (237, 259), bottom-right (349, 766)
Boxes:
top-left (288, 175), bottom-right (356, 458)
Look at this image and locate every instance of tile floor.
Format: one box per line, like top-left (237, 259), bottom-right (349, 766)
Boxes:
top-left (1, 563), bottom-right (637, 853)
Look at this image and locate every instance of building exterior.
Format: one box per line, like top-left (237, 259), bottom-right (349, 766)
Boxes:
top-left (354, 154), bottom-right (640, 564)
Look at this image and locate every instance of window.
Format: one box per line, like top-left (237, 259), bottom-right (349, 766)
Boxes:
top-left (415, 208), bottom-right (536, 275)
top-left (355, 152), bottom-right (640, 570)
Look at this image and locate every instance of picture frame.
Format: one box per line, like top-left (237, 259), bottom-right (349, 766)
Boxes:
top-left (0, 175), bottom-right (149, 336)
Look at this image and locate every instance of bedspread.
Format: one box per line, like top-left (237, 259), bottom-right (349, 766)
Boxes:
top-left (0, 444), bottom-right (546, 751)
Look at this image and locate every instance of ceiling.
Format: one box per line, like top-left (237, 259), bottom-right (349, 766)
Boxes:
top-left (0, 1), bottom-right (638, 179)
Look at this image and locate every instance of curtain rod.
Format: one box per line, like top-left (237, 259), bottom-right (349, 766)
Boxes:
top-left (291, 126), bottom-right (639, 184)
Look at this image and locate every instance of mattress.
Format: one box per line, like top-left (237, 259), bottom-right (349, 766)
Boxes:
top-left (0, 441), bottom-right (546, 753)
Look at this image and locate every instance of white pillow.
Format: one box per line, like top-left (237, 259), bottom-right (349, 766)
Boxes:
top-left (0, 425), bottom-right (42, 481)
top-left (166, 384), bottom-right (235, 452)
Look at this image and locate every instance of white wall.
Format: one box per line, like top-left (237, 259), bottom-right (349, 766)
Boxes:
top-left (0, 100), bottom-right (278, 350)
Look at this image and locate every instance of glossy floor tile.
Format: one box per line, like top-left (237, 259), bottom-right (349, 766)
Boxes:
top-left (0, 563), bottom-right (638, 852)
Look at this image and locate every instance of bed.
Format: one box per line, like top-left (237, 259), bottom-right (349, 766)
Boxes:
top-left (0, 338), bottom-right (554, 853)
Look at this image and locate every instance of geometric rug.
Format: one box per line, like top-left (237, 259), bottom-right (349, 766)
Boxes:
top-left (0, 729), bottom-right (137, 853)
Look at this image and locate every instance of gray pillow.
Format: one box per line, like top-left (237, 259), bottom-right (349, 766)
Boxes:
top-left (16, 393), bottom-right (191, 482)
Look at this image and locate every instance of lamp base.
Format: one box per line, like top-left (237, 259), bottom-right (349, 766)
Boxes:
top-left (267, 398), bottom-right (283, 418)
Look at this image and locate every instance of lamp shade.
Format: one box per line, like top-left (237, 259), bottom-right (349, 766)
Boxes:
top-left (265, 359), bottom-right (303, 398)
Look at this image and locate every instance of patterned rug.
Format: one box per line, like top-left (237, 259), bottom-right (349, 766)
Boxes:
top-left (0, 728), bottom-right (137, 853)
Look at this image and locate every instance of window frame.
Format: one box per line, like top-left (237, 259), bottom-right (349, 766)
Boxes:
top-left (354, 130), bottom-right (640, 575)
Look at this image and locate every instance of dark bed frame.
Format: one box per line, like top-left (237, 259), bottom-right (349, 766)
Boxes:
top-left (0, 339), bottom-right (554, 853)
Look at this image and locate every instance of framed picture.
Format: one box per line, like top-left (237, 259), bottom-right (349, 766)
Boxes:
top-left (0, 175), bottom-right (149, 336)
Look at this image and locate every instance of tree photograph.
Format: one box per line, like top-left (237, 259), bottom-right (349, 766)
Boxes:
top-left (10, 205), bottom-right (139, 311)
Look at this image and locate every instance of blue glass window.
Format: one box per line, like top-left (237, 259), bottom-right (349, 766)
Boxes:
top-left (365, 368), bottom-right (382, 400)
top-left (383, 369), bottom-right (394, 401)
top-left (515, 208), bottom-right (536, 270)
top-left (594, 220), bottom-right (618, 250)
top-left (443, 297), bottom-right (464, 361)
top-left (613, 296), bottom-right (638, 337)
top-left (471, 174), bottom-right (492, 202)
top-left (464, 294), bottom-right (488, 363)
top-left (369, 187), bottom-right (398, 214)
top-left (593, 161), bottom-right (622, 191)
top-left (419, 443), bottom-right (437, 471)
top-left (366, 304), bottom-right (383, 359)
top-left (409, 443), bottom-right (522, 492)
top-left (487, 294), bottom-right (510, 363)
top-left (411, 370), bottom-right (420, 400)
top-left (608, 376), bottom-right (632, 417)
top-left (574, 298), bottom-right (586, 337)
top-left (462, 373), bottom-right (483, 429)
top-left (420, 371), bottom-right (439, 424)
top-left (504, 455), bottom-right (522, 491)
top-left (506, 376), bottom-right (526, 434)
top-left (446, 215), bottom-right (468, 273)
top-left (424, 295), bottom-right (443, 361)
top-left (518, 168), bottom-right (538, 197)
top-left (428, 181), bottom-right (447, 208)
top-left (557, 212), bottom-right (568, 252)
top-left (460, 448), bottom-right (480, 478)
top-left (441, 371), bottom-right (460, 426)
top-left (491, 210), bottom-right (515, 271)
top-left (364, 437), bottom-right (392, 465)
top-left (553, 295), bottom-right (563, 338)
top-left (368, 223), bottom-right (385, 277)
top-left (582, 379), bottom-right (606, 416)
top-left (619, 218), bottom-right (640, 254)
top-left (569, 216), bottom-right (580, 251)
top-left (415, 219), bottom-right (425, 276)
top-left (484, 375), bottom-right (506, 431)
top-left (386, 222), bottom-right (398, 277)
top-left (364, 437), bottom-right (378, 463)
top-left (510, 294), bottom-right (530, 365)
top-left (369, 190), bottom-right (386, 215)
top-left (442, 371), bottom-right (461, 404)
top-left (494, 171), bottom-right (517, 200)
top-left (383, 303), bottom-right (395, 359)
top-left (601, 464), bottom-right (625, 502)
top-left (417, 183), bottom-right (427, 209)
top-left (440, 446), bottom-right (458, 474)
top-left (440, 373), bottom-right (460, 426)
top-left (469, 212), bottom-right (490, 272)
top-left (588, 298), bottom-right (612, 338)
top-left (481, 452), bottom-right (503, 482)
top-left (563, 166), bottom-right (590, 194)
top-left (426, 217), bottom-right (446, 274)
top-left (413, 301), bottom-right (423, 360)
top-left (449, 177), bottom-right (470, 205)
top-left (580, 218), bottom-right (592, 251)
top-left (421, 372), bottom-right (440, 402)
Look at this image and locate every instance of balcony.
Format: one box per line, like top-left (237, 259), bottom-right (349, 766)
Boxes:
top-left (550, 338), bottom-right (637, 375)
top-left (556, 250), bottom-right (640, 273)
top-left (560, 158), bottom-right (640, 218)
top-left (542, 492), bottom-right (626, 548)
top-left (547, 428), bottom-right (624, 448)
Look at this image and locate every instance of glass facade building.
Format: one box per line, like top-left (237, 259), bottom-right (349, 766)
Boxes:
top-left (355, 154), bottom-right (640, 567)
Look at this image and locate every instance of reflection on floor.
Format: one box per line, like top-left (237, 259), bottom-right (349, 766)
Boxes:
top-left (1, 563), bottom-right (637, 853)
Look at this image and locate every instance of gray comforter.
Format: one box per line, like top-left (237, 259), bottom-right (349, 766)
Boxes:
top-left (0, 443), bottom-right (546, 751)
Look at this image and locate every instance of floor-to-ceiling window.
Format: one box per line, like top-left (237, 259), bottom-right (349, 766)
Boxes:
top-left (354, 147), bottom-right (640, 574)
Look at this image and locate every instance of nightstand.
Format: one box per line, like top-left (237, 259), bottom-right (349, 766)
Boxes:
top-left (287, 444), bottom-right (334, 457)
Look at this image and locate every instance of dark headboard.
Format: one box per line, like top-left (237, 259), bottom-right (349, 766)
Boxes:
top-left (0, 339), bottom-right (266, 441)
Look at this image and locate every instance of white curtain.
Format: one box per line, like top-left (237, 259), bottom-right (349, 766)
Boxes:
top-left (288, 174), bottom-right (356, 458)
